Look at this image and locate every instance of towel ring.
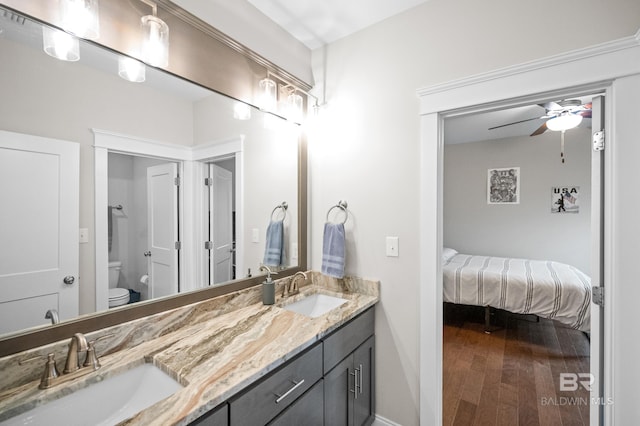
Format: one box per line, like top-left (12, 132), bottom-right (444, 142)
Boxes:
top-left (271, 202), bottom-right (288, 221)
top-left (326, 200), bottom-right (348, 224)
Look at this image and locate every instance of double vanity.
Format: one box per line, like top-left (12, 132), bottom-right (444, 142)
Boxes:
top-left (0, 273), bottom-right (379, 425)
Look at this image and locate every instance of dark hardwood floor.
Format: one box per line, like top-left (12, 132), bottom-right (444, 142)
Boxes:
top-left (443, 304), bottom-right (590, 426)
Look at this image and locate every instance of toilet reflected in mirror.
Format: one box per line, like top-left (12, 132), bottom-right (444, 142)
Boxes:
top-left (108, 261), bottom-right (129, 308)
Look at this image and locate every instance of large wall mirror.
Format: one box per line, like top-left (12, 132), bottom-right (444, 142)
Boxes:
top-left (0, 1), bottom-right (309, 355)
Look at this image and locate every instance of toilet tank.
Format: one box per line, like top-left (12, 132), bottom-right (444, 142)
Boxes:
top-left (108, 261), bottom-right (122, 288)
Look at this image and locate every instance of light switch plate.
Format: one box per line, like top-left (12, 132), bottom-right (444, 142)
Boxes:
top-left (386, 236), bottom-right (399, 257)
top-left (252, 228), bottom-right (260, 243)
top-left (79, 228), bottom-right (89, 244)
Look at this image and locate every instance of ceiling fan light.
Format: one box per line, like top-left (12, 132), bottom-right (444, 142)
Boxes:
top-left (546, 113), bottom-right (582, 132)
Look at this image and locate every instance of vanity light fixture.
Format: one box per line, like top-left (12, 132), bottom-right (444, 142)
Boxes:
top-left (286, 91), bottom-right (304, 123)
top-left (233, 102), bottom-right (252, 120)
top-left (139, 0), bottom-right (169, 68)
top-left (60, 0), bottom-right (100, 40)
top-left (118, 56), bottom-right (146, 83)
top-left (42, 26), bottom-right (80, 61)
top-left (258, 76), bottom-right (277, 112)
top-left (546, 112), bottom-right (583, 132)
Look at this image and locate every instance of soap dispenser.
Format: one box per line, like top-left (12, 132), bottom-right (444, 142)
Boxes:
top-left (259, 265), bottom-right (276, 305)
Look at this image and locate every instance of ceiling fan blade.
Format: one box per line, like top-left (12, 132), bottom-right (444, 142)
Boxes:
top-left (488, 116), bottom-right (545, 130)
top-left (579, 110), bottom-right (592, 118)
top-left (539, 101), bottom-right (562, 111)
top-left (530, 122), bottom-right (548, 136)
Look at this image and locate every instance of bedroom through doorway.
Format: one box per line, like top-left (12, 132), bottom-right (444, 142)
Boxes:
top-left (441, 94), bottom-right (603, 425)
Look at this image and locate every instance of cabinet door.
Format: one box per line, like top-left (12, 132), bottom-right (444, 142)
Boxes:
top-left (353, 336), bottom-right (375, 426)
top-left (324, 356), bottom-right (354, 426)
top-left (270, 380), bottom-right (324, 426)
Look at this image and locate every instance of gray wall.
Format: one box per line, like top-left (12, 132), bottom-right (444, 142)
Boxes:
top-left (444, 128), bottom-right (592, 273)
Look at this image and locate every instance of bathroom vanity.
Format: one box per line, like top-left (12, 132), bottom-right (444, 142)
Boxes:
top-left (0, 273), bottom-right (378, 426)
top-left (193, 307), bottom-right (375, 426)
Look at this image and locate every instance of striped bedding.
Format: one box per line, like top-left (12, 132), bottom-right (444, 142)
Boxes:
top-left (443, 252), bottom-right (591, 331)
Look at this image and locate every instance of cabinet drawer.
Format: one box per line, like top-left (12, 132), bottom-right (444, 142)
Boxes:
top-left (229, 343), bottom-right (323, 425)
top-left (323, 308), bottom-right (374, 373)
top-left (190, 403), bottom-right (228, 426)
top-left (269, 379), bottom-right (324, 426)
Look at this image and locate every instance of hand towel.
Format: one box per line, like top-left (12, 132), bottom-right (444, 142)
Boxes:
top-left (263, 220), bottom-right (284, 267)
top-left (321, 222), bottom-right (346, 278)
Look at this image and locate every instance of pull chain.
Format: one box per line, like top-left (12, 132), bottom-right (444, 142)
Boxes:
top-left (560, 130), bottom-right (565, 163)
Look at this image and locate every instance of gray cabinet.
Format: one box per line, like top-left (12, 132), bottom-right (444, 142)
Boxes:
top-left (189, 307), bottom-right (375, 426)
top-left (269, 379), bottom-right (324, 426)
top-left (324, 336), bottom-right (375, 426)
top-left (190, 404), bottom-right (228, 426)
top-left (324, 308), bottom-right (375, 426)
top-left (229, 342), bottom-right (323, 426)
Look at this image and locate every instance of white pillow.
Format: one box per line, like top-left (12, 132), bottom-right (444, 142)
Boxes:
top-left (442, 247), bottom-right (458, 262)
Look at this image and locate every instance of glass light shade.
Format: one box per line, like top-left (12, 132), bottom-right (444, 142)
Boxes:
top-left (233, 102), bottom-right (251, 120)
top-left (60, 0), bottom-right (100, 40)
top-left (141, 15), bottom-right (169, 68)
top-left (286, 92), bottom-right (304, 122)
top-left (258, 78), bottom-right (277, 112)
top-left (42, 27), bottom-right (80, 61)
top-left (546, 113), bottom-right (583, 131)
top-left (118, 56), bottom-right (146, 83)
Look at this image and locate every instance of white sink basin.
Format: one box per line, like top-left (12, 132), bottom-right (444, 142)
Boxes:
top-left (282, 294), bottom-right (348, 318)
top-left (1, 363), bottom-right (183, 426)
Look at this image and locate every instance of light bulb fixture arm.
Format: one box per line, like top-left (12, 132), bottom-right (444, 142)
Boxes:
top-left (139, 0), bottom-right (158, 17)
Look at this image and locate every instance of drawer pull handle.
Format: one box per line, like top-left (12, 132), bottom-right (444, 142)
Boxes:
top-left (358, 364), bottom-right (364, 395)
top-left (275, 379), bottom-right (305, 404)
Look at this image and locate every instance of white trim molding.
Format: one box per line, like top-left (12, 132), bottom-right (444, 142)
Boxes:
top-left (417, 30), bottom-right (640, 426)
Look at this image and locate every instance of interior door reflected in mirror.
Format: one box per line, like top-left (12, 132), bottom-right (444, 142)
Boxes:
top-left (0, 9), bottom-right (300, 338)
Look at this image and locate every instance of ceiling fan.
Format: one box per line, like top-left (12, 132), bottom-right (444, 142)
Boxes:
top-left (488, 99), bottom-right (592, 163)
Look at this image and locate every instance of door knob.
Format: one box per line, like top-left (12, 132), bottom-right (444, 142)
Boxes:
top-left (63, 276), bottom-right (75, 285)
top-left (144, 251), bottom-right (152, 257)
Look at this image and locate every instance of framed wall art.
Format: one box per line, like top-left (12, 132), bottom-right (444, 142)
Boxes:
top-left (487, 167), bottom-right (520, 204)
top-left (551, 186), bottom-right (580, 213)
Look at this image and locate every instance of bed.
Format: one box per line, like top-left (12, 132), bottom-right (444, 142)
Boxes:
top-left (442, 248), bottom-right (591, 332)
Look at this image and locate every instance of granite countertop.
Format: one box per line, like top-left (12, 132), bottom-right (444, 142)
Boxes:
top-left (0, 273), bottom-right (379, 425)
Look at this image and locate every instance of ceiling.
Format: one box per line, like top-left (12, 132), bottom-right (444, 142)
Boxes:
top-left (247, 0), bottom-right (428, 49)
top-left (444, 96), bottom-right (597, 145)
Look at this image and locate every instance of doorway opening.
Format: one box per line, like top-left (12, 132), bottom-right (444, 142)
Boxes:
top-left (107, 152), bottom-right (181, 305)
top-left (441, 93), bottom-right (602, 425)
top-left (205, 156), bottom-right (237, 285)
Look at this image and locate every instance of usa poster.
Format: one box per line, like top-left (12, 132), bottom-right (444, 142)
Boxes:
top-left (551, 186), bottom-right (579, 213)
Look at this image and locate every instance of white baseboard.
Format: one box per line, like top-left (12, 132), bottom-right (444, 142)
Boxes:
top-left (373, 414), bottom-right (402, 426)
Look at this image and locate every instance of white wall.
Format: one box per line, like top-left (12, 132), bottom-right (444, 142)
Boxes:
top-left (444, 128), bottom-right (592, 273)
top-left (308, 0), bottom-right (640, 424)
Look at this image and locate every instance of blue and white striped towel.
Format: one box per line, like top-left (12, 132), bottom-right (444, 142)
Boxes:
top-left (263, 220), bottom-right (284, 267)
top-left (321, 222), bottom-right (345, 278)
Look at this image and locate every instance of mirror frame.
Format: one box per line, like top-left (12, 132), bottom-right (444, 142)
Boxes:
top-left (0, 0), bottom-right (309, 356)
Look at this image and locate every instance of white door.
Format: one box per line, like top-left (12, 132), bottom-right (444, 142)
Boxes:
top-left (146, 163), bottom-right (179, 299)
top-left (209, 164), bottom-right (233, 284)
top-left (590, 95), bottom-right (605, 425)
top-left (0, 130), bottom-right (79, 334)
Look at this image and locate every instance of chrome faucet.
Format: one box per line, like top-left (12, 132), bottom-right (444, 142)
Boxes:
top-left (63, 333), bottom-right (88, 374)
top-left (283, 271), bottom-right (307, 297)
